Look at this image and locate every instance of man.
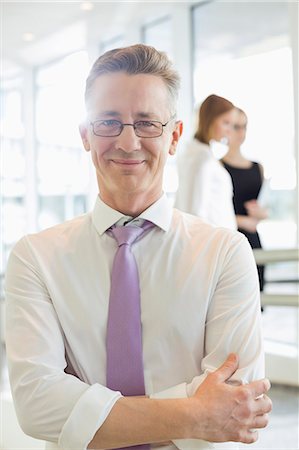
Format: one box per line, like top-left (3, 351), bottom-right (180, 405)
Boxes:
top-left (5, 44), bottom-right (271, 450)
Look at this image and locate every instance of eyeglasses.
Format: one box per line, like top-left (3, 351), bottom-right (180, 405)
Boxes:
top-left (90, 115), bottom-right (175, 138)
top-left (233, 124), bottom-right (247, 131)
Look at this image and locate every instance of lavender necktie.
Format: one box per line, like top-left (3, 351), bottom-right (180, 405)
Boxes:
top-left (106, 221), bottom-right (153, 450)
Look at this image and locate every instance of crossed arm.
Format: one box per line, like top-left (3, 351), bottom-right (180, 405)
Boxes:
top-left (88, 353), bottom-right (272, 449)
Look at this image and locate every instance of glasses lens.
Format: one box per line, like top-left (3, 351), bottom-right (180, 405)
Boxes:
top-left (93, 120), bottom-right (122, 136)
top-left (135, 121), bottom-right (163, 137)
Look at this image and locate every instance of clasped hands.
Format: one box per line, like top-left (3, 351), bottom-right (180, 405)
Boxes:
top-left (153, 353), bottom-right (271, 446)
top-left (187, 353), bottom-right (272, 444)
top-left (237, 200), bottom-right (268, 233)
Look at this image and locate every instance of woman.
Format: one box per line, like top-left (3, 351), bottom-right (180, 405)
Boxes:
top-left (221, 107), bottom-right (268, 291)
top-left (175, 94), bottom-right (237, 229)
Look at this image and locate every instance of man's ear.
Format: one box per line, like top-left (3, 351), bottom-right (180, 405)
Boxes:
top-left (79, 122), bottom-right (90, 152)
top-left (169, 121), bottom-right (183, 156)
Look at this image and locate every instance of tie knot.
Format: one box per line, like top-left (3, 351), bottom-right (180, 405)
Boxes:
top-left (110, 221), bottom-right (154, 247)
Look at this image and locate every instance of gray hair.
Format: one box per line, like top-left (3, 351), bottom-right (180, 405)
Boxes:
top-left (85, 44), bottom-right (180, 114)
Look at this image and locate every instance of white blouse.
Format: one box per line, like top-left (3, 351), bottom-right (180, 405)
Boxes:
top-left (175, 139), bottom-right (237, 230)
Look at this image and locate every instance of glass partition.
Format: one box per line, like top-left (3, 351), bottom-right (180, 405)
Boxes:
top-left (192, 0), bottom-right (298, 385)
top-left (142, 16), bottom-right (173, 59)
top-left (0, 78), bottom-right (26, 273)
top-left (35, 51), bottom-right (91, 229)
top-left (192, 1), bottom-right (296, 250)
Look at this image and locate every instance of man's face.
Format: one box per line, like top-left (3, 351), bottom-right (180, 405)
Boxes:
top-left (80, 72), bottom-right (182, 206)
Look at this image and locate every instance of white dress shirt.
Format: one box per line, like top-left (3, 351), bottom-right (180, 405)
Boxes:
top-left (5, 194), bottom-right (263, 450)
top-left (175, 139), bottom-right (237, 230)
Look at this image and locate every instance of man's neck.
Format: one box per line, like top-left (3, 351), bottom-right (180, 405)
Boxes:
top-left (99, 191), bottom-right (162, 217)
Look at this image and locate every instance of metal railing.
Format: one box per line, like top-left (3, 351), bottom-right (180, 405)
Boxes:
top-left (253, 248), bottom-right (299, 307)
top-left (253, 248), bottom-right (299, 264)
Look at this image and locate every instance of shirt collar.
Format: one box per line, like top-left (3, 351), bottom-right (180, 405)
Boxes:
top-left (92, 193), bottom-right (173, 236)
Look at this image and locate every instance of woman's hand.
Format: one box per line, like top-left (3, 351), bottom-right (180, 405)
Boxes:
top-left (236, 215), bottom-right (259, 233)
top-left (244, 200), bottom-right (268, 220)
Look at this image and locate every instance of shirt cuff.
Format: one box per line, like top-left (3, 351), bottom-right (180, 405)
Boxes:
top-left (174, 440), bottom-right (239, 449)
top-left (59, 384), bottom-right (122, 450)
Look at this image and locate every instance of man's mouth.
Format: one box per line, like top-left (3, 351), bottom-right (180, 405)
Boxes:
top-left (111, 159), bottom-right (145, 165)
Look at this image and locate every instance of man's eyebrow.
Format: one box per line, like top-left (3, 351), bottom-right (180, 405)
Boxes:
top-left (94, 111), bottom-right (161, 120)
top-left (95, 111), bottom-right (120, 118)
top-left (135, 112), bottom-right (160, 119)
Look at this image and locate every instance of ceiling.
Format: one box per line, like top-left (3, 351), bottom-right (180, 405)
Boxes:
top-left (1, 0), bottom-right (292, 79)
top-left (1, 0), bottom-right (188, 77)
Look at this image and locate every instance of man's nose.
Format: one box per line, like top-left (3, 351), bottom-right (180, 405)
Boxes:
top-left (115, 125), bottom-right (142, 152)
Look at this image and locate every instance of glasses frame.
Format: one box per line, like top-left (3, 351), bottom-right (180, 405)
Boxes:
top-left (90, 115), bottom-right (176, 138)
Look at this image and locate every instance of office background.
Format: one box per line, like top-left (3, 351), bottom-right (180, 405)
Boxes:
top-left (1, 1), bottom-right (298, 449)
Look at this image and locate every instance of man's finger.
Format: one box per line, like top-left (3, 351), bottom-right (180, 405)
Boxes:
top-left (253, 395), bottom-right (273, 415)
top-left (247, 379), bottom-right (271, 398)
top-left (252, 413), bottom-right (270, 429)
top-left (213, 353), bottom-right (239, 382)
top-left (239, 429), bottom-right (258, 444)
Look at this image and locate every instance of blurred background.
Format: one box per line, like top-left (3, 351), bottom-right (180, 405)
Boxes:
top-left (0, 1), bottom-right (298, 449)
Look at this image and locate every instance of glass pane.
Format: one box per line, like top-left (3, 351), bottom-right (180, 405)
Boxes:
top-left (35, 51), bottom-right (91, 228)
top-left (0, 85), bottom-right (26, 273)
top-left (38, 195), bottom-right (65, 229)
top-left (36, 51), bottom-right (89, 148)
top-left (192, 1), bottom-right (296, 249)
top-left (100, 36), bottom-right (125, 53)
top-left (192, 2), bottom-right (298, 389)
top-left (1, 198), bottom-right (26, 272)
top-left (37, 144), bottom-right (90, 195)
top-left (37, 194), bottom-right (87, 230)
top-left (0, 89), bottom-right (24, 139)
top-left (143, 16), bottom-right (173, 60)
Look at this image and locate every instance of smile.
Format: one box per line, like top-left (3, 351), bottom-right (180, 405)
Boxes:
top-left (111, 159), bottom-right (145, 165)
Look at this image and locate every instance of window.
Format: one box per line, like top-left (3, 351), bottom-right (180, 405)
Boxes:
top-left (142, 16), bottom-right (173, 60)
top-left (100, 36), bottom-right (125, 53)
top-left (35, 51), bottom-right (91, 229)
top-left (0, 77), bottom-right (26, 273)
top-left (192, 1), bottom-right (298, 386)
top-left (192, 1), bottom-right (296, 249)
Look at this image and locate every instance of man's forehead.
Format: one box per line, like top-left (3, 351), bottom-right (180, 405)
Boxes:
top-left (87, 73), bottom-right (170, 116)
top-left (91, 72), bottom-right (169, 96)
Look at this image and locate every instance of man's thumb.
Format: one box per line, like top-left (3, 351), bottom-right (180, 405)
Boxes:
top-left (214, 353), bottom-right (239, 382)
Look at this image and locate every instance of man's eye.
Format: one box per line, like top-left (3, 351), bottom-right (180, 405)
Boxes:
top-left (102, 120), bottom-right (119, 127)
top-left (137, 121), bottom-right (157, 128)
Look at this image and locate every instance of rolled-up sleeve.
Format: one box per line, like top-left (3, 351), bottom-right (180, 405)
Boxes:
top-left (5, 237), bottom-right (121, 450)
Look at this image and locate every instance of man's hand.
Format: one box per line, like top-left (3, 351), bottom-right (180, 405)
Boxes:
top-left (189, 353), bottom-right (272, 444)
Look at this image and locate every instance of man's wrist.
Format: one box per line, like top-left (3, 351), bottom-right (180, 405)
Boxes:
top-left (174, 397), bottom-right (199, 440)
top-left (87, 396), bottom-right (196, 449)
